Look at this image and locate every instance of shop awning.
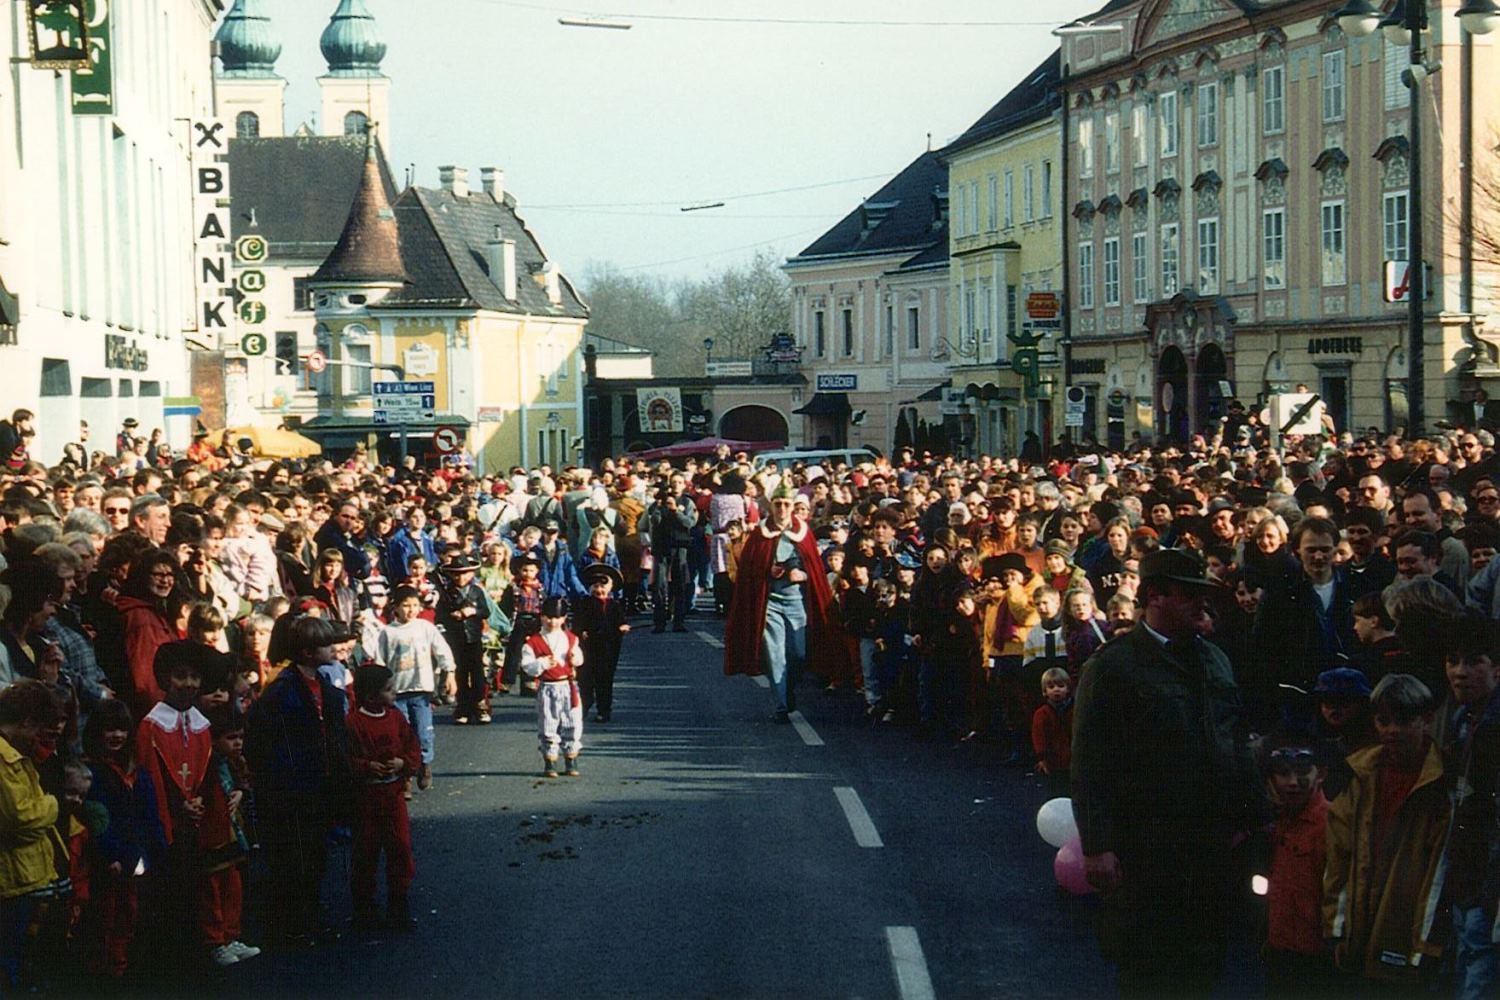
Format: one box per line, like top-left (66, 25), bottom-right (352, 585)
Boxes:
top-left (793, 392), bottom-right (851, 417)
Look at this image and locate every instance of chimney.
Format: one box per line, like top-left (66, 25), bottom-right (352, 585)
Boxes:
top-left (438, 165), bottom-right (468, 198)
top-left (542, 261), bottom-right (561, 306)
top-left (480, 166), bottom-right (505, 202)
top-left (500, 237), bottom-right (517, 300)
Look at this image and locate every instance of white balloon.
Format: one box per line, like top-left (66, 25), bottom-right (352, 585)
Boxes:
top-left (1036, 797), bottom-right (1079, 849)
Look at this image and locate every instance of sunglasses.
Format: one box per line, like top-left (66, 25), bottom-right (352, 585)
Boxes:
top-left (104, 506), bottom-right (129, 516)
top-left (1267, 748), bottom-right (1317, 770)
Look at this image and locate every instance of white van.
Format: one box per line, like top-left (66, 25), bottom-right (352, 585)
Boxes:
top-left (752, 447), bottom-right (880, 470)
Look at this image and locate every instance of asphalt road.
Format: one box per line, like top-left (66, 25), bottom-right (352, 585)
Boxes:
top-left (219, 617), bottom-right (1241, 999)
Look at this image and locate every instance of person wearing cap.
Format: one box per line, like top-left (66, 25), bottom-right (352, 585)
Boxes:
top-left (1072, 547), bottom-right (1261, 995)
top-left (115, 418), bottom-right (139, 460)
top-left (519, 597), bottom-right (584, 777)
top-left (723, 480), bottom-right (838, 724)
top-left (536, 518), bottom-right (585, 602)
top-left (436, 555), bottom-right (501, 726)
top-left (574, 564), bottom-right (629, 723)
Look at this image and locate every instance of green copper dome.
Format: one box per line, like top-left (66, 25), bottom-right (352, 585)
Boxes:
top-left (215, 0), bottom-right (282, 78)
top-left (320, 0), bottom-right (387, 77)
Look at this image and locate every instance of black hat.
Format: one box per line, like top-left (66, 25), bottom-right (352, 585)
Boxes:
top-left (542, 518), bottom-right (562, 532)
top-left (1139, 548), bottom-right (1222, 589)
top-left (445, 555), bottom-right (481, 573)
top-left (580, 563), bottom-right (624, 591)
top-left (510, 553), bottom-right (541, 575)
top-left (993, 552), bottom-right (1030, 579)
top-left (152, 640), bottom-right (236, 691)
top-left (540, 596), bottom-right (568, 618)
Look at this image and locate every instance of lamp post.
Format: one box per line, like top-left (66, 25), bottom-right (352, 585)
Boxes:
top-left (1333, 0), bottom-right (1500, 435)
top-left (703, 336), bottom-right (714, 370)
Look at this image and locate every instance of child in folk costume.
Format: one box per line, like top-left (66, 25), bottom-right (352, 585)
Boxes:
top-left (197, 706), bottom-right (257, 966)
top-left (500, 555), bottom-right (546, 695)
top-left (519, 597), bottom-right (584, 778)
top-left (135, 642), bottom-right (226, 962)
top-left (574, 564), bottom-right (630, 724)
top-left (345, 665), bottom-right (421, 932)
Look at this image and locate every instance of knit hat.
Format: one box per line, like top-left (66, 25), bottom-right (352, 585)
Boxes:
top-left (1044, 539), bottom-right (1072, 560)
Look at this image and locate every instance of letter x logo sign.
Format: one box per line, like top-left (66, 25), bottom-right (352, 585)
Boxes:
top-left (194, 122), bottom-right (224, 149)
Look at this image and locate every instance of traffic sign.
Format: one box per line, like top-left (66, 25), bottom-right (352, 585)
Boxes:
top-left (432, 426), bottom-right (462, 454)
top-left (306, 350), bottom-right (328, 374)
top-left (373, 380), bottom-right (436, 424)
top-left (240, 332), bottom-right (267, 357)
top-left (234, 234), bottom-right (269, 264)
top-left (1065, 411), bottom-right (1085, 428)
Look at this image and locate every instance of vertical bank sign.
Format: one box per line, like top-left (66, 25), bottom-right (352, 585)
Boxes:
top-left (192, 120), bottom-right (232, 347)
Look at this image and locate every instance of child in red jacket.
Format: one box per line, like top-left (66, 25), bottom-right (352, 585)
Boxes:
top-left (346, 665), bottom-right (421, 932)
top-left (1259, 730), bottom-right (1331, 996)
top-left (1030, 666), bottom-right (1073, 798)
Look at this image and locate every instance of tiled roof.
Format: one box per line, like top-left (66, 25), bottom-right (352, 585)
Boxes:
top-left (897, 224), bottom-right (950, 270)
top-left (376, 186), bottom-right (588, 319)
top-left (942, 51), bottom-right (1062, 156)
top-left (311, 140), bottom-right (407, 285)
top-left (228, 135), bottom-right (398, 263)
top-left (790, 150), bottom-right (947, 263)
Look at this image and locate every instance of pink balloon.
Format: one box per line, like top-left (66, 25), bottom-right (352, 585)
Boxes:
top-left (1053, 836), bottom-right (1095, 897)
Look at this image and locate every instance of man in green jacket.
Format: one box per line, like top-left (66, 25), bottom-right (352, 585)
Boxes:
top-left (1072, 548), bottom-right (1261, 996)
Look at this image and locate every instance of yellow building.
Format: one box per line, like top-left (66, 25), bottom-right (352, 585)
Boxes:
top-left (308, 145), bottom-right (588, 471)
top-left (940, 53), bottom-right (1065, 457)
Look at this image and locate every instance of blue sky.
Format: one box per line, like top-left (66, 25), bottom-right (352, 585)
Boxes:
top-left (266, 0), bottom-right (1105, 281)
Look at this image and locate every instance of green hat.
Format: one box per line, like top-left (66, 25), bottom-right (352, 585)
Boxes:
top-left (770, 480), bottom-right (797, 502)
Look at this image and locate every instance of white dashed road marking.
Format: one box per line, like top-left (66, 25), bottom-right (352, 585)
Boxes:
top-left (788, 710), bottom-right (824, 746)
top-left (751, 675), bottom-right (770, 688)
top-left (694, 631), bottom-right (724, 647)
top-left (833, 786), bottom-right (883, 848)
top-left (884, 926), bottom-right (936, 1000)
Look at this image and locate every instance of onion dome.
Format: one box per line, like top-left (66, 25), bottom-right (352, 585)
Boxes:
top-left (320, 0), bottom-right (387, 77)
top-left (215, 0), bottom-right (282, 78)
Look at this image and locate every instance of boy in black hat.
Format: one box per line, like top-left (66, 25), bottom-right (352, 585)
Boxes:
top-left (500, 554), bottom-right (546, 695)
top-left (574, 564), bottom-right (630, 723)
top-left (436, 555), bottom-right (495, 725)
top-left (519, 597), bottom-right (584, 777)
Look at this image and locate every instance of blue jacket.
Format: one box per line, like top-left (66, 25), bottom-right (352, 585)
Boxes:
top-left (245, 668), bottom-right (351, 811)
top-left (385, 527), bottom-right (438, 583)
top-left (534, 541), bottom-right (585, 599)
top-left (86, 761), bottom-right (166, 875)
top-left (314, 521), bottom-right (371, 580)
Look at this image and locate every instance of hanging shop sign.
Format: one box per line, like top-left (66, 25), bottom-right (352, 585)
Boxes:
top-left (26, 1), bottom-right (89, 69)
top-left (636, 387), bottom-right (683, 433)
top-left (192, 120), bottom-right (232, 344)
top-left (68, 0), bottom-right (111, 114)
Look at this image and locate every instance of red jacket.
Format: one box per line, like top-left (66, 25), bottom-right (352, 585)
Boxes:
top-left (117, 596), bottom-right (177, 714)
top-left (1268, 790), bottom-right (1329, 955)
top-left (723, 518), bottom-right (845, 681)
top-left (1031, 699), bottom-right (1073, 773)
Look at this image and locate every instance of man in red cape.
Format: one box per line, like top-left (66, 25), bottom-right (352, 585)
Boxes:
top-left (723, 482), bottom-right (837, 722)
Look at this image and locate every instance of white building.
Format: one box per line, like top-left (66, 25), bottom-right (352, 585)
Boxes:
top-left (0, 0), bottom-right (221, 462)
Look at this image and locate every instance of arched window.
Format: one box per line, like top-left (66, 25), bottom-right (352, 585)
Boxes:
top-left (235, 111), bottom-right (260, 138)
top-left (344, 111), bottom-right (369, 136)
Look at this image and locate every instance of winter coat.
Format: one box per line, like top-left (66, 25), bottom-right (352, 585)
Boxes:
top-left (1323, 742), bottom-right (1450, 982)
top-left (116, 595), bottom-right (177, 714)
top-left (244, 668), bottom-right (352, 817)
top-left (0, 735), bottom-right (62, 899)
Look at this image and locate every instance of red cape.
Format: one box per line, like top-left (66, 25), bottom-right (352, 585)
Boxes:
top-left (722, 518), bottom-right (845, 680)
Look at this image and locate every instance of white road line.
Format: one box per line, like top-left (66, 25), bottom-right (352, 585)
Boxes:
top-left (884, 926), bottom-right (936, 1000)
top-left (787, 710), bottom-right (824, 746)
top-left (833, 787), bottom-right (884, 848)
top-left (694, 631), bottom-right (724, 647)
top-left (751, 675), bottom-right (770, 688)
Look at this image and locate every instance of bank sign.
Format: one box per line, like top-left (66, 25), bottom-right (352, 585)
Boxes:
top-left (816, 373), bottom-right (857, 391)
top-left (192, 120), bottom-right (232, 345)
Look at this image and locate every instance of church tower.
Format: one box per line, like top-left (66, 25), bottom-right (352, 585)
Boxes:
top-left (318, 0), bottom-right (392, 147)
top-left (214, 0), bottom-right (286, 138)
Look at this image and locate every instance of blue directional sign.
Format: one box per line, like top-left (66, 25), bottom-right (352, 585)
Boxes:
top-left (373, 380), bottom-right (436, 423)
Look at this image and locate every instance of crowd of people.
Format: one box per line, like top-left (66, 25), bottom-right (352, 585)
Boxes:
top-left (0, 400), bottom-right (1497, 995)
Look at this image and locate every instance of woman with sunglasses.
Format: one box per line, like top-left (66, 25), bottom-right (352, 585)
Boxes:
top-left (116, 551), bottom-right (184, 716)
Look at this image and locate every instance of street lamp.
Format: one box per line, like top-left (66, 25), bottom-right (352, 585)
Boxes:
top-left (703, 337), bottom-right (714, 367)
top-left (1458, 0), bottom-right (1500, 33)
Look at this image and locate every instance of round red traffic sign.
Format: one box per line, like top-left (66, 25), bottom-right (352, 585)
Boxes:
top-left (306, 350), bottom-right (328, 374)
top-left (432, 426), bottom-right (462, 454)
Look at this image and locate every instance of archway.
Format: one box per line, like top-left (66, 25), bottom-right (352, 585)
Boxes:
top-left (1157, 346), bottom-right (1189, 442)
top-left (719, 405), bottom-right (789, 444)
top-left (1194, 342), bottom-right (1228, 433)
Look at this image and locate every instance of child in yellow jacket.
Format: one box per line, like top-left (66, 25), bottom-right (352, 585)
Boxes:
top-left (974, 554), bottom-right (1040, 759)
